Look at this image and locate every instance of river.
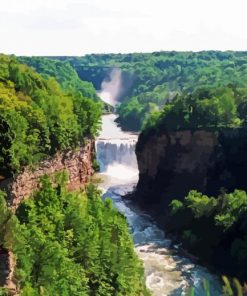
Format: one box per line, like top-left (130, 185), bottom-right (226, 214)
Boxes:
top-left (96, 114), bottom-right (223, 296)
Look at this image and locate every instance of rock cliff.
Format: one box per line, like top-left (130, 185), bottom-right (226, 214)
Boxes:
top-left (0, 139), bottom-right (95, 210)
top-left (135, 128), bottom-right (247, 210)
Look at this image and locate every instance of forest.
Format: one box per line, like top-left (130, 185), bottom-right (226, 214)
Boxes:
top-left (168, 189), bottom-right (247, 281)
top-left (0, 54), bottom-right (150, 295)
top-left (0, 54), bottom-right (102, 178)
top-left (18, 57), bottom-right (99, 101)
top-left (53, 52), bottom-right (247, 130)
top-left (1, 51), bottom-right (247, 294)
top-left (142, 86), bottom-right (247, 134)
top-left (0, 174), bottom-right (148, 295)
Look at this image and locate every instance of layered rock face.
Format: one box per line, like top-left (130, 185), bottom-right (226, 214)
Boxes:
top-left (135, 129), bottom-right (247, 209)
top-left (1, 139), bottom-right (95, 210)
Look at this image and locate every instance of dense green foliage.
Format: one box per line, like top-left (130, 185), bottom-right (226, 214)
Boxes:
top-left (115, 52), bottom-right (247, 130)
top-left (168, 189), bottom-right (247, 281)
top-left (0, 190), bottom-right (16, 248)
top-left (0, 176), bottom-right (148, 295)
top-left (142, 86), bottom-right (247, 134)
top-left (0, 288), bottom-right (7, 296)
top-left (18, 57), bottom-right (114, 113)
top-left (18, 57), bottom-right (99, 101)
top-left (54, 52), bottom-right (247, 130)
top-left (0, 55), bottom-right (101, 177)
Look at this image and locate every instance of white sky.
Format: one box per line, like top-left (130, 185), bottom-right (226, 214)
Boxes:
top-left (0, 0), bottom-right (247, 55)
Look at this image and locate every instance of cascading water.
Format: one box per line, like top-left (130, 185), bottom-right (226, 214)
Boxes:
top-left (96, 139), bottom-right (137, 178)
top-left (96, 114), bottom-right (223, 296)
top-left (96, 114), bottom-right (138, 186)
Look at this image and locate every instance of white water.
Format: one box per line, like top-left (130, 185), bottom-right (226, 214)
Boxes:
top-left (97, 69), bottom-right (122, 106)
top-left (96, 114), bottom-right (223, 296)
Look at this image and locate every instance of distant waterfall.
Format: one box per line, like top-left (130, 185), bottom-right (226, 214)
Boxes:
top-left (97, 69), bottom-right (122, 106)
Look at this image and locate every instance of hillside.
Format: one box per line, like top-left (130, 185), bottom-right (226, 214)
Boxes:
top-left (0, 54), bottom-right (102, 178)
top-left (50, 52), bottom-right (247, 130)
top-left (0, 176), bottom-right (148, 295)
top-left (0, 55), bottom-right (148, 295)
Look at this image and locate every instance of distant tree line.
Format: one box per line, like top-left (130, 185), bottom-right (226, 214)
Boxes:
top-left (56, 51), bottom-right (247, 130)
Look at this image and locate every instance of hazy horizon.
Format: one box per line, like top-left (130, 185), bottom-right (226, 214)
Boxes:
top-left (1, 0), bottom-right (247, 55)
top-left (6, 49), bottom-right (247, 58)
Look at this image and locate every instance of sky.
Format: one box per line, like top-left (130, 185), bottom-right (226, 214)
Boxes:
top-left (1, 0), bottom-right (247, 55)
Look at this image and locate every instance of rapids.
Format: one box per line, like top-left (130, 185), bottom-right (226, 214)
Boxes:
top-left (96, 114), bottom-right (223, 296)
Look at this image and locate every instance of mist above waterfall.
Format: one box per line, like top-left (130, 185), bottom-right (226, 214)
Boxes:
top-left (97, 68), bottom-right (122, 106)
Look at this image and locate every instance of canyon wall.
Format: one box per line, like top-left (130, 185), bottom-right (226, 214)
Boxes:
top-left (0, 139), bottom-right (96, 295)
top-left (135, 128), bottom-right (247, 210)
top-left (0, 139), bottom-right (95, 210)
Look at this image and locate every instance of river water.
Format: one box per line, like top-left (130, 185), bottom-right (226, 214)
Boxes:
top-left (96, 114), bottom-right (223, 296)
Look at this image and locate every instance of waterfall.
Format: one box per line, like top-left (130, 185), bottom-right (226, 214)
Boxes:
top-left (96, 114), bottom-right (139, 183)
top-left (96, 139), bottom-right (137, 179)
top-left (97, 69), bottom-right (123, 106)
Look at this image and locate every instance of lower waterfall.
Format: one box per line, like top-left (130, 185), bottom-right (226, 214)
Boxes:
top-left (96, 139), bottom-right (137, 179)
top-left (96, 114), bottom-right (223, 296)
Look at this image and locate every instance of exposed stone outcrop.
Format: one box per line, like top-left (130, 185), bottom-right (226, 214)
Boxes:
top-left (135, 130), bottom-right (217, 207)
top-left (135, 128), bottom-right (247, 209)
top-left (4, 251), bottom-right (17, 295)
top-left (0, 249), bottom-right (17, 295)
top-left (0, 139), bottom-right (95, 210)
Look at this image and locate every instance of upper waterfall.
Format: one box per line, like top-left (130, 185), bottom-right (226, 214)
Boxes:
top-left (97, 69), bottom-right (123, 106)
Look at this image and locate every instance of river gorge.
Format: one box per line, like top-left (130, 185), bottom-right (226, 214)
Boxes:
top-left (1, 50), bottom-right (247, 295)
top-left (96, 114), bottom-right (223, 296)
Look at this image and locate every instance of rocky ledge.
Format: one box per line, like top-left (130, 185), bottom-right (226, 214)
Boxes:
top-left (0, 139), bottom-right (96, 210)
